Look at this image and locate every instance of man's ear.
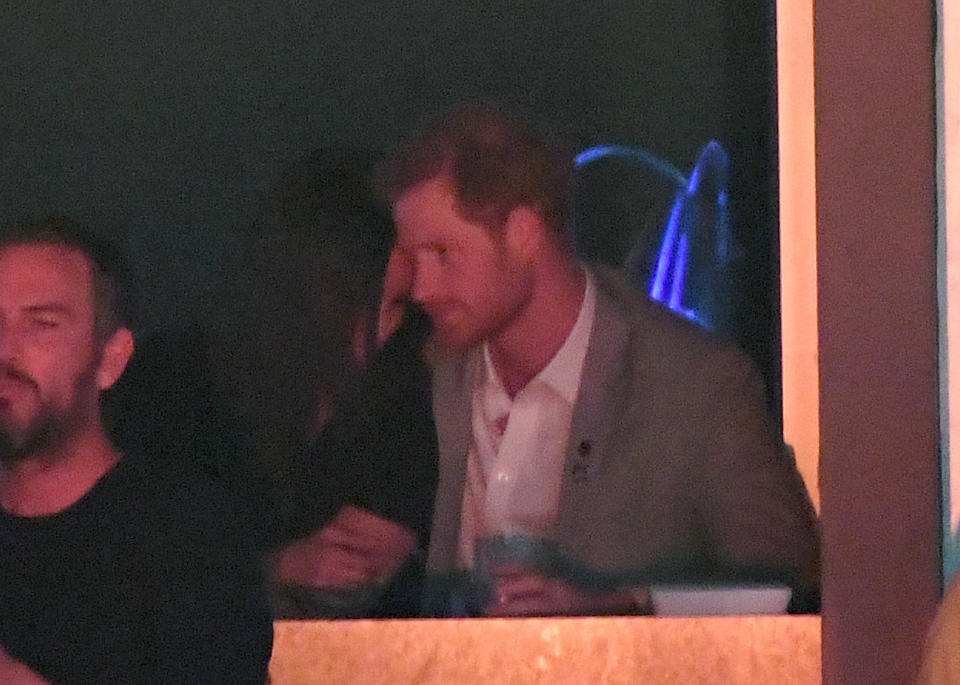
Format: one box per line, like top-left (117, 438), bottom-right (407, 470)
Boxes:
top-left (503, 206), bottom-right (545, 262)
top-left (96, 327), bottom-right (134, 391)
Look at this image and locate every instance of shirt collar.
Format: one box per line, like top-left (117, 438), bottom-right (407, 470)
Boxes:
top-left (482, 267), bottom-right (596, 406)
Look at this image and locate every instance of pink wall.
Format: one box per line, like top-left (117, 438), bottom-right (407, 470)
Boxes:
top-left (815, 3), bottom-right (941, 683)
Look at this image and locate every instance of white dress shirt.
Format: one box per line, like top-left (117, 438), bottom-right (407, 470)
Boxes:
top-left (458, 270), bottom-right (597, 568)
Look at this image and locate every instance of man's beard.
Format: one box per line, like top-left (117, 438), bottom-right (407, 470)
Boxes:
top-left (0, 362), bottom-right (98, 466)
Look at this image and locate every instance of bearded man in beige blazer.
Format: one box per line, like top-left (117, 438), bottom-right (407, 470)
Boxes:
top-left (379, 103), bottom-right (819, 617)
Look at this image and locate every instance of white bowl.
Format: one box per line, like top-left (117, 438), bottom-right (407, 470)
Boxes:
top-left (649, 584), bottom-right (792, 616)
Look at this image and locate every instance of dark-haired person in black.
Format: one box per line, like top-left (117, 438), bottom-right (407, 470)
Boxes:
top-left (213, 150), bottom-right (439, 617)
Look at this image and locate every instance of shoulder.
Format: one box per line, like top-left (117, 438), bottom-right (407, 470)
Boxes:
top-left (591, 265), bottom-right (758, 385)
top-left (112, 455), bottom-right (258, 545)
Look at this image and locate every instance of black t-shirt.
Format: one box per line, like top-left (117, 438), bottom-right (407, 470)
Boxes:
top-left (0, 455), bottom-right (273, 685)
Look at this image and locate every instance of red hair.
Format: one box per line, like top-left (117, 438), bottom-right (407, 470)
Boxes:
top-left (378, 102), bottom-right (573, 241)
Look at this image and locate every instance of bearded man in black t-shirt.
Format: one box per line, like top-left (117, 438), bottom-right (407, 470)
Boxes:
top-left (0, 217), bottom-right (272, 684)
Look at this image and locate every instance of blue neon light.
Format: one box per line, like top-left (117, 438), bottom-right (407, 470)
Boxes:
top-left (575, 140), bottom-right (732, 332)
top-left (575, 145), bottom-right (687, 187)
top-left (650, 191), bottom-right (684, 302)
top-left (669, 232), bottom-right (688, 312)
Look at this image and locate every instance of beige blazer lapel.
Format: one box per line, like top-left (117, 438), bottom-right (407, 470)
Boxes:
top-left (554, 272), bottom-right (635, 548)
top-left (426, 348), bottom-right (479, 572)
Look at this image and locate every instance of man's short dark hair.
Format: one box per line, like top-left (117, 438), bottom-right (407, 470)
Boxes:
top-left (377, 102), bottom-right (574, 241)
top-left (0, 216), bottom-right (133, 342)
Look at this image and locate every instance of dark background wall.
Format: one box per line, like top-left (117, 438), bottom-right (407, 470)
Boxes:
top-left (0, 1), bottom-right (778, 394)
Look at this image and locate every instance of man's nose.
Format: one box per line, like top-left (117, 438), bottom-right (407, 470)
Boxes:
top-left (0, 327), bottom-right (18, 361)
top-left (410, 267), bottom-right (438, 305)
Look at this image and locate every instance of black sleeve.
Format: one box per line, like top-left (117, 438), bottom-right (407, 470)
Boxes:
top-left (140, 474), bottom-right (274, 685)
top-left (286, 309), bottom-right (439, 544)
top-left (335, 309), bottom-right (438, 540)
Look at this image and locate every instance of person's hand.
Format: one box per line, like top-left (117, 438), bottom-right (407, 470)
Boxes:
top-left (272, 505), bottom-right (418, 590)
top-left (483, 563), bottom-right (649, 617)
top-left (0, 645), bottom-right (49, 684)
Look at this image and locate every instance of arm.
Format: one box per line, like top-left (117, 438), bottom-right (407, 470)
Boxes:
top-left (0, 645), bottom-right (50, 685)
top-left (697, 349), bottom-right (821, 610)
top-left (142, 479), bottom-right (274, 685)
top-left (272, 504), bottom-right (418, 590)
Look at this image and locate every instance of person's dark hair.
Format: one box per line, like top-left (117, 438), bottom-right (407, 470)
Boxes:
top-left (377, 102), bottom-right (574, 241)
top-left (0, 216), bottom-right (133, 342)
top-left (235, 148), bottom-right (395, 393)
top-left (215, 149), bottom-right (396, 524)
top-left (259, 149), bottom-right (395, 315)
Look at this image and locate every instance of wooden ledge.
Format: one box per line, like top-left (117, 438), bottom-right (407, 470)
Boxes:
top-left (270, 616), bottom-right (821, 684)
